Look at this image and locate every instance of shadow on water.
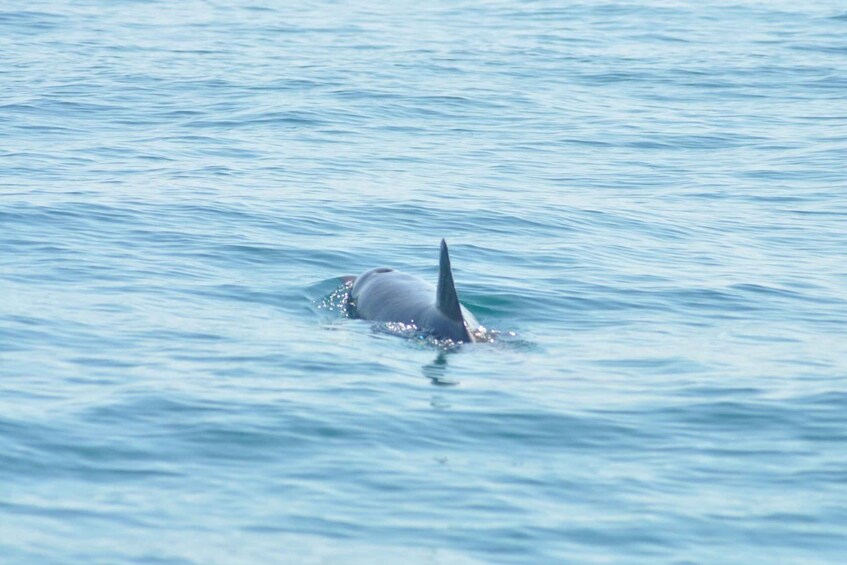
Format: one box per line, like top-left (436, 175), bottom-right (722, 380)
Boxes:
top-left (422, 350), bottom-right (459, 386)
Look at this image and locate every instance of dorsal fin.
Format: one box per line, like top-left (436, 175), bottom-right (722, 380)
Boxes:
top-left (436, 239), bottom-right (465, 323)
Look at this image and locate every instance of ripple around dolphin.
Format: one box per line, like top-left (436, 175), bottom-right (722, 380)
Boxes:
top-left (310, 277), bottom-right (531, 354)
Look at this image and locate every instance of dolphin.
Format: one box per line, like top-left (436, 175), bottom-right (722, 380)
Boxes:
top-left (347, 239), bottom-right (480, 343)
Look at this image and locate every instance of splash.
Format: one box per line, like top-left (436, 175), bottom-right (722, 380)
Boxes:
top-left (314, 278), bottom-right (356, 318)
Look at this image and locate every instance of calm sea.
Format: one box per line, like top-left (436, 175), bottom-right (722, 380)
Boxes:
top-left (2, 1), bottom-right (846, 562)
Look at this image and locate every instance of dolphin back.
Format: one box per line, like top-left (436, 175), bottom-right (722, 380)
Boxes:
top-left (350, 240), bottom-right (477, 343)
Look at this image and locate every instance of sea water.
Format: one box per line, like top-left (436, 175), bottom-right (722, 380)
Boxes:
top-left (2, 1), bottom-right (846, 562)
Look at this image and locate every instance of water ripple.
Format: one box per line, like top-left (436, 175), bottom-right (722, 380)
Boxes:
top-left (2, 0), bottom-right (847, 562)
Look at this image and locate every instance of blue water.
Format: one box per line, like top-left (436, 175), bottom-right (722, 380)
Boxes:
top-left (2, 0), bottom-right (847, 562)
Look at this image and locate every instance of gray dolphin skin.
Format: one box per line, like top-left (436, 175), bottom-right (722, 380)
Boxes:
top-left (349, 239), bottom-right (480, 343)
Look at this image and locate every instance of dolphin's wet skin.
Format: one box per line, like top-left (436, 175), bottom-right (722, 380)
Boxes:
top-left (344, 239), bottom-right (488, 345)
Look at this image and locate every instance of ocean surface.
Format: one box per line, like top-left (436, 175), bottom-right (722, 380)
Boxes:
top-left (2, 1), bottom-right (847, 562)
